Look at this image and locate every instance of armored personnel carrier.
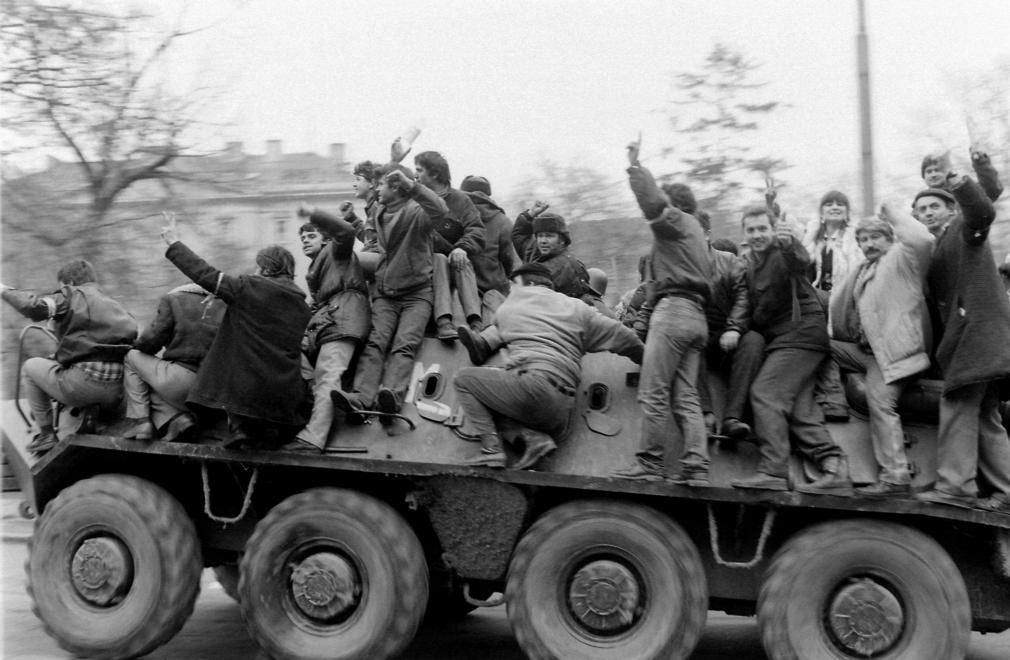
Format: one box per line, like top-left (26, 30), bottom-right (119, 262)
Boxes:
top-left (4, 335), bottom-right (1010, 660)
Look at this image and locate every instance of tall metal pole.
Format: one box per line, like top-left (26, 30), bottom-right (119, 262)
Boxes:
top-left (857, 0), bottom-right (876, 216)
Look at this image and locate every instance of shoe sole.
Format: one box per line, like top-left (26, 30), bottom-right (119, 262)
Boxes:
top-left (612, 473), bottom-right (663, 482)
top-left (162, 417), bottom-right (196, 443)
top-left (376, 390), bottom-right (400, 415)
top-left (514, 443), bottom-right (556, 470)
top-left (458, 330), bottom-right (488, 364)
top-left (671, 478), bottom-right (711, 487)
top-left (331, 391), bottom-right (361, 415)
top-left (915, 494), bottom-right (976, 510)
top-left (732, 482), bottom-right (788, 491)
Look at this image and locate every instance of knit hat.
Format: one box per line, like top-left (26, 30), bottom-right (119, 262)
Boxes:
top-left (511, 262), bottom-right (554, 287)
top-left (854, 216), bottom-right (894, 239)
top-left (460, 175), bottom-right (491, 196)
top-left (819, 190), bottom-right (850, 209)
top-left (532, 212), bottom-right (571, 245)
top-left (912, 188), bottom-right (956, 208)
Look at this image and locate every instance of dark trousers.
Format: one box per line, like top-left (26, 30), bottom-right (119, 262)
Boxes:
top-left (750, 347), bottom-right (841, 477)
top-left (352, 287), bottom-right (432, 405)
top-left (454, 366), bottom-right (572, 437)
top-left (698, 330), bottom-right (766, 422)
top-left (936, 381), bottom-right (1010, 498)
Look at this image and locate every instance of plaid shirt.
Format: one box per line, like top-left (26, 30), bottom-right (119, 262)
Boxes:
top-left (72, 361), bottom-right (124, 382)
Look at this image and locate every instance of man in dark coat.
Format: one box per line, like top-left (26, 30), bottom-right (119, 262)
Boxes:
top-left (292, 204), bottom-right (371, 451)
top-left (121, 283), bottom-right (225, 442)
top-left (729, 207), bottom-right (851, 493)
top-left (913, 161), bottom-right (1010, 513)
top-left (161, 224), bottom-right (311, 446)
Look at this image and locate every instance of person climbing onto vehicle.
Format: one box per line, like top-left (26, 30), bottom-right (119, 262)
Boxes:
top-left (454, 262), bottom-right (643, 470)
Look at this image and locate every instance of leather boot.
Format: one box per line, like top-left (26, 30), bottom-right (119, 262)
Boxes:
top-left (122, 418), bottom-right (154, 441)
top-left (457, 326), bottom-right (491, 365)
top-left (796, 455), bottom-right (853, 494)
top-left (464, 433), bottom-right (505, 468)
top-left (513, 429), bottom-right (557, 470)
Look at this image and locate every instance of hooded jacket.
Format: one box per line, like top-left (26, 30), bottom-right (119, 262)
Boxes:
top-left (465, 191), bottom-right (517, 294)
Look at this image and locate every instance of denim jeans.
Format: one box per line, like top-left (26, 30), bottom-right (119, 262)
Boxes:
top-left (123, 349), bottom-right (198, 430)
top-left (831, 340), bottom-right (911, 484)
top-left (298, 339), bottom-right (357, 448)
top-left (352, 287), bottom-right (432, 405)
top-left (23, 357), bottom-right (123, 428)
top-left (454, 366), bottom-right (572, 437)
top-left (433, 253), bottom-right (482, 323)
top-left (750, 348), bottom-right (841, 477)
top-left (936, 381), bottom-right (1010, 498)
top-left (636, 296), bottom-right (709, 472)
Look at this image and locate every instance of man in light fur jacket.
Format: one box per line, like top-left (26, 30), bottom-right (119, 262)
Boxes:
top-left (829, 206), bottom-right (934, 497)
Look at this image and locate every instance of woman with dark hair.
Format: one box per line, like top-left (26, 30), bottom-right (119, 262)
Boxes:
top-left (800, 190), bottom-right (864, 421)
top-left (802, 190), bottom-right (863, 295)
top-left (161, 221), bottom-right (311, 446)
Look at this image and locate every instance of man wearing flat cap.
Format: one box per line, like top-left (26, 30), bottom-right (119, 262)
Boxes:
top-left (829, 206), bottom-right (934, 496)
top-left (911, 159), bottom-right (1010, 513)
top-left (454, 262), bottom-right (643, 470)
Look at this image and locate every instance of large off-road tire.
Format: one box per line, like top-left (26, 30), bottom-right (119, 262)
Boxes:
top-left (26, 474), bottom-right (202, 660)
top-left (758, 519), bottom-right (970, 660)
top-left (238, 488), bottom-right (428, 660)
top-left (506, 499), bottom-right (707, 660)
top-left (213, 563), bottom-right (240, 602)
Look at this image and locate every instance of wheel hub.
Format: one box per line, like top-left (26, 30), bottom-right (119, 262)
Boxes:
top-left (290, 552), bottom-right (359, 621)
top-left (568, 559), bottom-right (640, 634)
top-left (71, 537), bottom-right (133, 606)
top-left (827, 577), bottom-right (905, 657)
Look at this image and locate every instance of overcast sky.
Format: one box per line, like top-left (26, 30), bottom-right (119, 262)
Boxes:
top-left (41, 1), bottom-right (1010, 212)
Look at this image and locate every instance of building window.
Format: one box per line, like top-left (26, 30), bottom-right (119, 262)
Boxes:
top-left (275, 219), bottom-right (287, 241)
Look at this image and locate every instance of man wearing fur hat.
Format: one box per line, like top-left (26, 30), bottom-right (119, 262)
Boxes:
top-left (912, 162), bottom-right (1010, 513)
top-left (829, 206), bottom-right (934, 496)
top-left (454, 262), bottom-right (643, 470)
top-left (512, 204), bottom-right (593, 300)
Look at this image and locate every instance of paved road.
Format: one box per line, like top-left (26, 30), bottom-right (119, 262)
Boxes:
top-left (3, 529), bottom-right (1010, 660)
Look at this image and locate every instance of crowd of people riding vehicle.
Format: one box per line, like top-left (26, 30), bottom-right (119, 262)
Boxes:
top-left (4, 131), bottom-right (1010, 515)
